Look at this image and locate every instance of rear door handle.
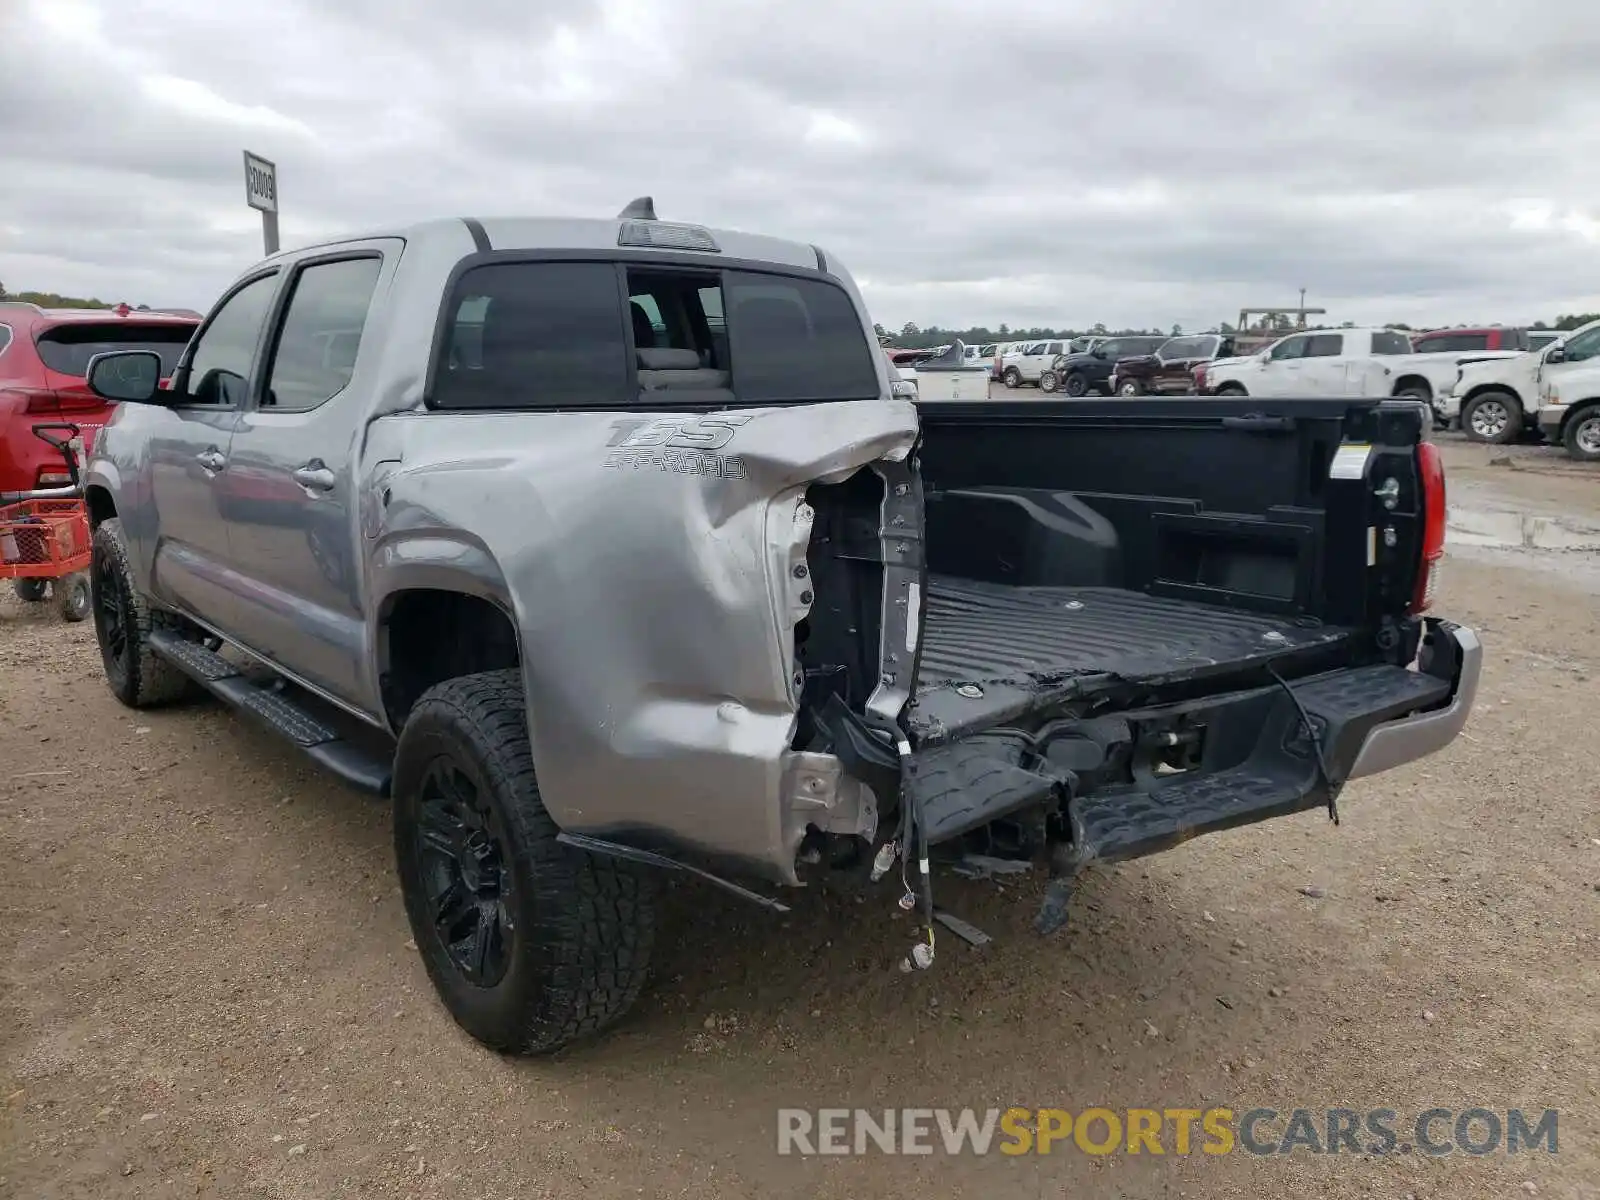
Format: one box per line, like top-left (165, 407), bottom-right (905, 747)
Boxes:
top-left (196, 449), bottom-right (227, 472)
top-left (292, 462), bottom-right (337, 492)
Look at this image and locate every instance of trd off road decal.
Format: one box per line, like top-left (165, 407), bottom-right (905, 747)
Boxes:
top-left (604, 414), bottom-right (752, 480)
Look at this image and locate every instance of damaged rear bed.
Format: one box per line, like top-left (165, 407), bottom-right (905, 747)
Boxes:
top-left (804, 396), bottom-right (1477, 903)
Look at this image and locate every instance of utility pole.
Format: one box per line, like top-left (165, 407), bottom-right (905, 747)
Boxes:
top-left (1298, 287), bottom-right (1307, 327)
top-left (242, 151), bottom-right (280, 255)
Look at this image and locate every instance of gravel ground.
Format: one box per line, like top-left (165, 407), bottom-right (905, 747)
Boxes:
top-left (2, 439), bottom-right (1597, 1199)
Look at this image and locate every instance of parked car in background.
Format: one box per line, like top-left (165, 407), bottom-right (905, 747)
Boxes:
top-left (1527, 330), bottom-right (1562, 352)
top-left (1110, 334), bottom-right (1237, 395)
top-left (1039, 335), bottom-right (1167, 395)
top-left (1411, 327), bottom-right (1530, 354)
top-left (0, 302), bottom-right (198, 496)
top-left (1000, 339), bottom-right (1071, 388)
top-left (1536, 339), bottom-right (1600, 461)
top-left (1437, 321), bottom-right (1600, 443)
top-left (1200, 327), bottom-right (1521, 404)
top-left (963, 343), bottom-right (996, 371)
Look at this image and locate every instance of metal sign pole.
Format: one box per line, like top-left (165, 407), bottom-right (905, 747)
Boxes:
top-left (242, 150), bottom-right (280, 255)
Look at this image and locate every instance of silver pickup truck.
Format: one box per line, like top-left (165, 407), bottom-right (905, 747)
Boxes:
top-left (81, 201), bottom-right (1480, 1054)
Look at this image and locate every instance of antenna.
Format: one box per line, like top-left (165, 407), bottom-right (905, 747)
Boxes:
top-left (617, 196), bottom-right (657, 220)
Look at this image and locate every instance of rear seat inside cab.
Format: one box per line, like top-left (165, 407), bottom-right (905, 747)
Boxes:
top-left (636, 346), bottom-right (729, 391)
top-left (630, 298), bottom-right (731, 392)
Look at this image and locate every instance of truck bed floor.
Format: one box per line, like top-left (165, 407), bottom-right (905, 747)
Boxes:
top-left (910, 577), bottom-right (1356, 743)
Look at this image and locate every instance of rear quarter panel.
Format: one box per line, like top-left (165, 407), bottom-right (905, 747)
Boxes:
top-left (364, 400), bottom-right (919, 882)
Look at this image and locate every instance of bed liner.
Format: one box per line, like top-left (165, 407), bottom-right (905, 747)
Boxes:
top-left (910, 577), bottom-right (1357, 744)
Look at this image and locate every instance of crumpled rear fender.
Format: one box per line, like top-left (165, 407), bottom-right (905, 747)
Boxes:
top-left (369, 400), bottom-right (920, 883)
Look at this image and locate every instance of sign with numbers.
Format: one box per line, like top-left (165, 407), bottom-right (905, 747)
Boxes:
top-left (243, 151), bottom-right (278, 214)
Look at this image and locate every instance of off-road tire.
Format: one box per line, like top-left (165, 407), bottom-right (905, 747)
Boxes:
top-left (1461, 391), bottom-right (1522, 444)
top-left (57, 571), bottom-right (90, 622)
top-left (1002, 368), bottom-right (1021, 388)
top-left (1038, 370), bottom-right (1058, 393)
top-left (13, 579), bottom-right (48, 603)
top-left (1563, 409), bottom-right (1600, 462)
top-left (91, 518), bottom-right (198, 707)
top-left (393, 669), bottom-right (656, 1054)
top-left (1063, 372), bottom-right (1088, 397)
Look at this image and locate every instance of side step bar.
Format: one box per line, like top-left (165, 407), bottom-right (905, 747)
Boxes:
top-left (148, 630), bottom-right (391, 795)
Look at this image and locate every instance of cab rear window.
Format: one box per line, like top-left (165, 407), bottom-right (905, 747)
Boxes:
top-left (36, 324), bottom-right (194, 377)
top-left (430, 260), bottom-right (879, 409)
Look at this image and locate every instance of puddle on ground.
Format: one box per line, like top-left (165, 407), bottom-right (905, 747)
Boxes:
top-left (1447, 507), bottom-right (1600, 552)
top-left (1442, 482), bottom-right (1600, 593)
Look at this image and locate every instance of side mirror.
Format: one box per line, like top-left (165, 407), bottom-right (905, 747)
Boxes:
top-left (86, 351), bottom-right (164, 404)
top-left (1545, 346), bottom-right (1565, 364)
top-left (1257, 350), bottom-right (1272, 363)
top-left (1091, 348), bottom-right (1106, 359)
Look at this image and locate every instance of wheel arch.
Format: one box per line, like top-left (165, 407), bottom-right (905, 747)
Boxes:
top-left (1462, 383), bottom-right (1524, 412)
top-left (369, 539), bottom-right (525, 731)
top-left (1559, 396), bottom-right (1600, 439)
top-left (84, 483), bottom-right (117, 529)
top-left (1392, 374), bottom-right (1433, 399)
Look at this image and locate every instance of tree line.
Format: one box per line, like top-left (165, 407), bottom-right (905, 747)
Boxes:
top-left (0, 282), bottom-right (138, 310)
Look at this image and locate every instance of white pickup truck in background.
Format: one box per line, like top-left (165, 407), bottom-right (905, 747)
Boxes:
top-left (1536, 356), bottom-right (1600, 462)
top-left (1201, 327), bottom-right (1521, 404)
top-left (1438, 319), bottom-right (1600, 445)
top-left (999, 339), bottom-right (1069, 387)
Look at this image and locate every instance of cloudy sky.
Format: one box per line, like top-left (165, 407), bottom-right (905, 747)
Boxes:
top-left (2, 0), bottom-right (1598, 333)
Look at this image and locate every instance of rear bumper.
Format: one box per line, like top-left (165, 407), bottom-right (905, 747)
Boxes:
top-left (1347, 622), bottom-right (1480, 778)
top-left (1537, 403), bottom-right (1567, 433)
top-left (895, 618), bottom-right (1481, 870)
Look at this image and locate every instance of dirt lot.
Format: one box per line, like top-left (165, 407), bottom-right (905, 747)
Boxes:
top-left (3, 438), bottom-right (1597, 1199)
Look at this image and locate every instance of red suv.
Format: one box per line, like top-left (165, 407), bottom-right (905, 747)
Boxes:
top-left (0, 303), bottom-right (199, 492)
top-left (1411, 327), bottom-right (1528, 353)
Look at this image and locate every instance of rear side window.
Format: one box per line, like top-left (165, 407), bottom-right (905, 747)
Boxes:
top-left (1304, 334), bottom-right (1344, 357)
top-left (35, 323), bottom-right (195, 378)
top-left (263, 257), bottom-right (383, 412)
top-left (716, 271), bottom-right (877, 403)
top-left (433, 262), bottom-right (630, 409)
top-left (1370, 331), bottom-right (1413, 355)
top-left (1415, 332), bottom-right (1488, 353)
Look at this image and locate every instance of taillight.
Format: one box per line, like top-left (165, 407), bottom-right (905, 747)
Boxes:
top-left (51, 386), bottom-right (104, 412)
top-left (1194, 365), bottom-right (1208, 391)
top-left (10, 388), bottom-right (62, 414)
top-left (1412, 440), bottom-right (1446, 612)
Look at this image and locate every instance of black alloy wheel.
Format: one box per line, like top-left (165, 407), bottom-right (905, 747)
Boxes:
top-left (414, 756), bottom-right (516, 988)
top-left (92, 539), bottom-right (132, 686)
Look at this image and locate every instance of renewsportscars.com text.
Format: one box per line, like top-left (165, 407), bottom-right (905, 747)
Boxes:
top-left (776, 1106), bottom-right (1559, 1158)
